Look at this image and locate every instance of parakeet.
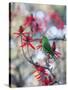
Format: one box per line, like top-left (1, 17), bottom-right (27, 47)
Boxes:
top-left (42, 36), bottom-right (54, 58)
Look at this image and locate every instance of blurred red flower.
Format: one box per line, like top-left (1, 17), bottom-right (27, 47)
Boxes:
top-left (23, 14), bottom-right (43, 34)
top-left (31, 21), bottom-right (43, 34)
top-left (50, 12), bottom-right (64, 29)
top-left (23, 14), bottom-right (35, 27)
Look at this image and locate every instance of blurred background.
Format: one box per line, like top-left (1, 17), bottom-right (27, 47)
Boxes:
top-left (9, 3), bottom-right (66, 87)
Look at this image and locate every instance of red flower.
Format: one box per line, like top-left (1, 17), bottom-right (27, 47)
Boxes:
top-left (23, 14), bottom-right (43, 34)
top-left (21, 35), bottom-right (35, 49)
top-left (21, 35), bottom-right (40, 49)
top-left (32, 62), bottom-right (56, 85)
top-left (50, 12), bottom-right (64, 29)
top-left (32, 65), bottom-right (55, 85)
top-left (31, 21), bottom-right (43, 34)
top-left (23, 14), bottom-right (35, 27)
top-left (33, 65), bottom-right (48, 80)
top-left (13, 26), bottom-right (29, 38)
top-left (35, 66), bottom-right (45, 72)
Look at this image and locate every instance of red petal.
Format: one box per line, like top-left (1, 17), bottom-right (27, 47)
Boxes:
top-left (52, 41), bottom-right (56, 52)
top-left (13, 32), bottom-right (20, 38)
top-left (28, 36), bottom-right (33, 40)
top-left (55, 55), bottom-right (60, 58)
top-left (54, 51), bottom-right (61, 58)
top-left (36, 75), bottom-right (41, 79)
top-left (37, 45), bottom-right (42, 49)
top-left (37, 67), bottom-right (44, 72)
top-left (57, 21), bottom-right (64, 29)
top-left (23, 32), bottom-right (31, 34)
top-left (55, 51), bottom-right (61, 55)
top-left (51, 12), bottom-right (59, 20)
top-left (22, 33), bottom-right (26, 37)
top-left (23, 16), bottom-right (32, 27)
top-left (29, 43), bottom-right (35, 49)
top-left (13, 32), bottom-right (20, 35)
top-left (16, 35), bottom-right (20, 38)
top-left (32, 70), bottom-right (37, 74)
top-left (22, 38), bottom-right (26, 41)
top-left (21, 43), bottom-right (26, 48)
top-left (35, 74), bottom-right (41, 78)
top-left (44, 72), bottom-right (48, 76)
top-left (44, 79), bottom-right (50, 85)
top-left (19, 26), bottom-right (24, 33)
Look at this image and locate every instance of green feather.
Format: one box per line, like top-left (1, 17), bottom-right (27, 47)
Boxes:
top-left (42, 36), bottom-right (54, 57)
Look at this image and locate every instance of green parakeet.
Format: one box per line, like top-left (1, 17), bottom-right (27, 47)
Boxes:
top-left (42, 36), bottom-right (54, 58)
